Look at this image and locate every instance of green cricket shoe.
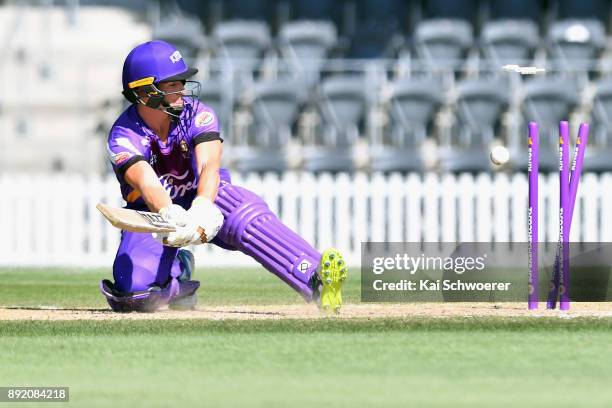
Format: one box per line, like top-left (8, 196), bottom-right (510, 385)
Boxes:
top-left (318, 248), bottom-right (348, 314)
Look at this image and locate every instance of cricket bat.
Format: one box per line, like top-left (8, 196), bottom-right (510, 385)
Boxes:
top-left (96, 203), bottom-right (177, 233)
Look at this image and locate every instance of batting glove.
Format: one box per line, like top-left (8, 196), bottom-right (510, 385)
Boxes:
top-left (155, 224), bottom-right (203, 247)
top-left (186, 196), bottom-right (224, 244)
top-left (158, 204), bottom-right (189, 227)
top-left (153, 204), bottom-right (194, 247)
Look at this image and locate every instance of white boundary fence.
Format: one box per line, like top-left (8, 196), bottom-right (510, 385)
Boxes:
top-left (1, 172), bottom-right (611, 267)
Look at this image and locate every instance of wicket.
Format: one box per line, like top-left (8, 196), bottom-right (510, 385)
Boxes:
top-left (528, 121), bottom-right (589, 310)
top-left (528, 122), bottom-right (538, 310)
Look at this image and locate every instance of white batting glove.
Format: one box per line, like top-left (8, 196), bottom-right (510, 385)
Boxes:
top-left (158, 204), bottom-right (189, 227)
top-left (186, 196), bottom-right (224, 244)
top-left (156, 224), bottom-right (202, 248)
top-left (153, 204), bottom-right (192, 246)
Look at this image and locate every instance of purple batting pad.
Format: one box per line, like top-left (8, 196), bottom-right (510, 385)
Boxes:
top-left (213, 181), bottom-right (322, 301)
top-left (528, 122), bottom-right (539, 309)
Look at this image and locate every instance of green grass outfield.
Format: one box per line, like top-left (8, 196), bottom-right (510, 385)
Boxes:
top-left (2, 268), bottom-right (612, 407)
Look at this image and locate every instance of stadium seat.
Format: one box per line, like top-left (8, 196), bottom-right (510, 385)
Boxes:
top-left (422, 0), bottom-right (479, 23)
top-left (220, 0), bottom-right (276, 23)
top-left (481, 19), bottom-right (538, 67)
top-left (346, 0), bottom-right (407, 59)
top-left (278, 20), bottom-right (337, 86)
top-left (547, 19), bottom-right (605, 74)
top-left (302, 75), bottom-right (367, 172)
top-left (346, 22), bottom-right (404, 60)
top-left (585, 79), bottom-right (612, 172)
top-left (370, 78), bottom-right (443, 172)
top-left (212, 20), bottom-right (271, 75)
top-left (287, 0), bottom-right (346, 34)
top-left (233, 80), bottom-right (301, 172)
top-left (198, 78), bottom-right (233, 138)
top-left (486, 0), bottom-right (542, 20)
top-left (439, 78), bottom-right (509, 173)
top-left (414, 19), bottom-right (473, 74)
top-left (153, 13), bottom-right (206, 64)
top-left (516, 77), bottom-right (578, 171)
top-left (555, 0), bottom-right (611, 25)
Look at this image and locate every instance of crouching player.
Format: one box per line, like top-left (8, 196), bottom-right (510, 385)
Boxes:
top-left (100, 40), bottom-right (347, 313)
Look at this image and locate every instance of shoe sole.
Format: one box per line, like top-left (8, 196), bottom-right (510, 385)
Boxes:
top-left (319, 248), bottom-right (348, 314)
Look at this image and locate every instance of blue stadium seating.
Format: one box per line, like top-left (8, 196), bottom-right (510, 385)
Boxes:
top-left (481, 19), bottom-right (538, 67)
top-left (555, 0), bottom-right (611, 25)
top-left (212, 20), bottom-right (271, 75)
top-left (423, 0), bottom-right (480, 23)
top-left (486, 0), bottom-right (542, 21)
top-left (278, 20), bottom-right (337, 86)
top-left (232, 80), bottom-right (301, 172)
top-left (302, 75), bottom-right (367, 172)
top-left (287, 0), bottom-right (346, 34)
top-left (370, 77), bottom-right (443, 172)
top-left (519, 77), bottom-right (579, 171)
top-left (439, 78), bottom-right (509, 173)
top-left (585, 79), bottom-right (612, 172)
top-left (27, 1), bottom-right (612, 174)
top-left (547, 19), bottom-right (605, 75)
top-left (220, 0), bottom-right (276, 23)
top-left (346, 0), bottom-right (407, 59)
top-left (414, 19), bottom-right (473, 74)
top-left (153, 13), bottom-right (206, 64)
top-left (198, 78), bottom-right (233, 138)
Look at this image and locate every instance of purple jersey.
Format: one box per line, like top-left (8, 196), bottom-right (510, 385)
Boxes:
top-left (107, 99), bottom-right (222, 210)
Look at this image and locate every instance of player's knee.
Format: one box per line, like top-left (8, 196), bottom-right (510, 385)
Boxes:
top-left (112, 253), bottom-right (163, 293)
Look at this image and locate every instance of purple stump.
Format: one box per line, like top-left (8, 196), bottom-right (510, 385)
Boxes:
top-left (547, 123), bottom-right (589, 309)
top-left (547, 122), bottom-right (569, 309)
top-left (561, 123), bottom-right (589, 309)
top-left (528, 122), bottom-right (539, 310)
top-left (568, 124), bottom-right (589, 228)
top-left (559, 122), bottom-right (570, 310)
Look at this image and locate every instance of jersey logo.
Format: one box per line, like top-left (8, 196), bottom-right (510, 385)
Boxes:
top-left (112, 151), bottom-right (131, 165)
top-left (169, 50), bottom-right (183, 63)
top-left (159, 170), bottom-right (197, 199)
top-left (195, 111), bottom-right (214, 127)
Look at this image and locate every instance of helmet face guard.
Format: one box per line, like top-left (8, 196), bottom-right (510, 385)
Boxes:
top-left (122, 80), bottom-right (201, 119)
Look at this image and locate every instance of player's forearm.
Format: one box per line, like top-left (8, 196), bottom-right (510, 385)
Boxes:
top-left (197, 165), bottom-right (220, 202)
top-left (123, 161), bottom-right (173, 213)
top-left (194, 140), bottom-right (222, 203)
top-left (140, 183), bottom-right (173, 213)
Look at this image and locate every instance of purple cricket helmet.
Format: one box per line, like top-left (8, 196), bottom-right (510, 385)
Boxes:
top-left (121, 40), bottom-right (199, 113)
top-left (122, 40), bottom-right (198, 91)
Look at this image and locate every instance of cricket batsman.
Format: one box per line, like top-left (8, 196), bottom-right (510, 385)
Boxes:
top-left (100, 40), bottom-right (347, 313)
